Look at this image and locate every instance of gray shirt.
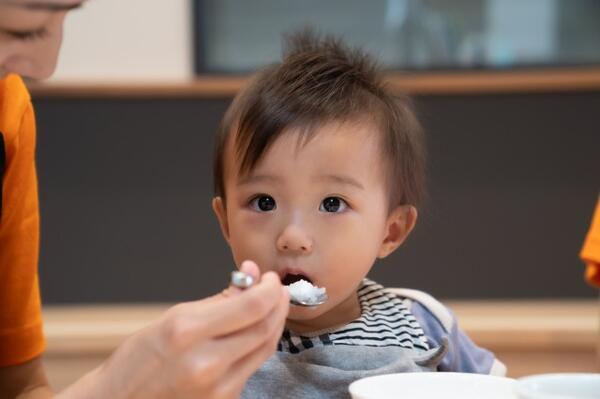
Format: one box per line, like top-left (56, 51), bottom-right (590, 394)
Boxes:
top-left (242, 279), bottom-right (505, 399)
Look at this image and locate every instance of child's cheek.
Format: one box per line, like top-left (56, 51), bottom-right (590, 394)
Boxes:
top-left (230, 216), bottom-right (276, 274)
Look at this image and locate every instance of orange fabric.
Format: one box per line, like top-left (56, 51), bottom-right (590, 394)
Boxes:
top-left (580, 198), bottom-right (600, 288)
top-left (0, 74), bottom-right (45, 366)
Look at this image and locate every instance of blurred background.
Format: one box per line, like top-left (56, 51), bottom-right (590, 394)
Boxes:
top-left (32, 0), bottom-right (599, 303)
top-left (31, 0), bottom-right (600, 385)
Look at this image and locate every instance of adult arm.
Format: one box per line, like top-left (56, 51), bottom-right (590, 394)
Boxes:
top-left (0, 261), bottom-right (289, 399)
top-left (0, 357), bottom-right (53, 399)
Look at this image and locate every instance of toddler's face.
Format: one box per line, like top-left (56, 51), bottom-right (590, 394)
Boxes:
top-left (214, 119), bottom-right (414, 332)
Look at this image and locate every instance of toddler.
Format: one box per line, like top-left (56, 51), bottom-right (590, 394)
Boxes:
top-left (212, 31), bottom-right (506, 399)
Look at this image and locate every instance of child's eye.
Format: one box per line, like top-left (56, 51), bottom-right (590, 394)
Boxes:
top-left (249, 195), bottom-right (277, 212)
top-left (319, 197), bottom-right (348, 213)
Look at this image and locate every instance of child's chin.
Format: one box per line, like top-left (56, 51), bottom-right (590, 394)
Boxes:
top-left (287, 305), bottom-right (325, 319)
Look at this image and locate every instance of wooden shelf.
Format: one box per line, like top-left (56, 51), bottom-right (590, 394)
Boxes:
top-left (28, 68), bottom-right (600, 98)
top-left (42, 300), bottom-right (599, 355)
top-left (447, 300), bottom-right (599, 352)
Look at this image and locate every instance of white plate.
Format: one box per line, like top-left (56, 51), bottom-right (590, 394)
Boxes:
top-left (349, 372), bottom-right (517, 399)
top-left (515, 373), bottom-right (600, 399)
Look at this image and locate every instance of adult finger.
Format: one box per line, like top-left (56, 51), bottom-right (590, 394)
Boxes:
top-left (175, 271), bottom-right (285, 339)
top-left (200, 284), bottom-right (288, 363)
top-left (173, 290), bottom-right (288, 398)
top-left (213, 290), bottom-right (289, 397)
top-left (239, 260), bottom-right (261, 282)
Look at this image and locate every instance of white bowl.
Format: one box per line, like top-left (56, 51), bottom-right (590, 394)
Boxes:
top-left (515, 373), bottom-right (600, 399)
top-left (349, 372), bottom-right (517, 399)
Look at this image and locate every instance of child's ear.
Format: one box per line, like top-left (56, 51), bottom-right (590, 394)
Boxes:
top-left (212, 196), bottom-right (231, 244)
top-left (377, 205), bottom-right (418, 259)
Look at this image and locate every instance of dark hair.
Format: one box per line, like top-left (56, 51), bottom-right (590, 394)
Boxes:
top-left (213, 30), bottom-right (426, 211)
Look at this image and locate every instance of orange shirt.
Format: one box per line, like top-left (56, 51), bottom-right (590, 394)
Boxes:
top-left (0, 74), bottom-right (45, 366)
top-left (581, 198), bottom-right (600, 288)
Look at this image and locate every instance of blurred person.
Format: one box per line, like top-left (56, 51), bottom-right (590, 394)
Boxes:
top-left (0, 1), bottom-right (290, 398)
top-left (581, 197), bottom-right (600, 288)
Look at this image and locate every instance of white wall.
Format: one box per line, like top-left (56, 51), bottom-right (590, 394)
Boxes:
top-left (51, 0), bottom-right (193, 82)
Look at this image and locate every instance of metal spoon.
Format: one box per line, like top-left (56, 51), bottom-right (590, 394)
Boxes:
top-left (231, 270), bottom-right (255, 289)
top-left (289, 291), bottom-right (328, 307)
top-left (230, 271), bottom-right (328, 307)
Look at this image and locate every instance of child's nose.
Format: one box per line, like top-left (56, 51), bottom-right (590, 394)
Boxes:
top-left (276, 224), bottom-right (313, 254)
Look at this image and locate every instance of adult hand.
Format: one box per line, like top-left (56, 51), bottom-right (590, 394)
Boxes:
top-left (59, 261), bottom-right (289, 399)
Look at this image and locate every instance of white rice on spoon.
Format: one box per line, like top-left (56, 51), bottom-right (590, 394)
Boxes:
top-left (286, 279), bottom-right (326, 304)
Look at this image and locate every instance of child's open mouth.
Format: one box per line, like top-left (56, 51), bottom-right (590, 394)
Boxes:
top-left (281, 273), bottom-right (313, 286)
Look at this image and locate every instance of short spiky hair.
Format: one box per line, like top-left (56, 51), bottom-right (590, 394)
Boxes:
top-left (213, 30), bottom-right (426, 211)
